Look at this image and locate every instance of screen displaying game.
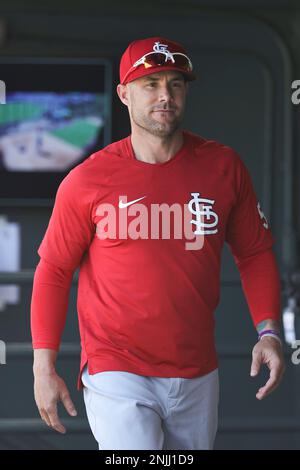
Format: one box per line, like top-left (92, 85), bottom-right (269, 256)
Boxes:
top-left (0, 58), bottom-right (112, 200)
top-left (0, 91), bottom-right (104, 171)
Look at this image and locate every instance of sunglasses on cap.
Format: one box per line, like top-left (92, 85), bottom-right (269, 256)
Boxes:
top-left (122, 50), bottom-right (193, 84)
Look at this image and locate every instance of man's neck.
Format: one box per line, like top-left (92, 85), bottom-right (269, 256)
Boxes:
top-left (130, 129), bottom-right (184, 164)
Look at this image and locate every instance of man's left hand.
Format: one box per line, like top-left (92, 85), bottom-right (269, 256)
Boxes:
top-left (250, 336), bottom-right (285, 400)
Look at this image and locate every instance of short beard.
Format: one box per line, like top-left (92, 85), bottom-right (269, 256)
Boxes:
top-left (131, 108), bottom-right (183, 138)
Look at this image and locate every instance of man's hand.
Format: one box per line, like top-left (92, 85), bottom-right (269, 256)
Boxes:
top-left (250, 336), bottom-right (285, 400)
top-left (33, 369), bottom-right (77, 434)
top-left (33, 348), bottom-right (77, 433)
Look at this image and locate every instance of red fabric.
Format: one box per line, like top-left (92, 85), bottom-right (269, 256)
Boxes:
top-left (119, 36), bottom-right (197, 84)
top-left (30, 130), bottom-right (280, 390)
top-left (234, 249), bottom-right (281, 326)
top-left (30, 259), bottom-right (73, 349)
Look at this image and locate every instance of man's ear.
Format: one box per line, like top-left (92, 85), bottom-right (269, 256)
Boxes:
top-left (117, 83), bottom-right (129, 106)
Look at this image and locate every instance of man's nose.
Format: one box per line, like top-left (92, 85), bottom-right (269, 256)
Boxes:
top-left (158, 84), bottom-right (174, 101)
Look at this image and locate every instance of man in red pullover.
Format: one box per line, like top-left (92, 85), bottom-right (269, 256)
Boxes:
top-left (31, 36), bottom-right (285, 450)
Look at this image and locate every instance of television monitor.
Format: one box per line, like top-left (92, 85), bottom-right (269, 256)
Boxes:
top-left (0, 57), bottom-right (112, 202)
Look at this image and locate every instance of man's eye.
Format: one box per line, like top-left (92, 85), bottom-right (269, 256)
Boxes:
top-left (147, 82), bottom-right (156, 87)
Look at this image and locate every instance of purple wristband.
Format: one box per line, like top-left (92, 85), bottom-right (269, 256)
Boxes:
top-left (258, 329), bottom-right (280, 339)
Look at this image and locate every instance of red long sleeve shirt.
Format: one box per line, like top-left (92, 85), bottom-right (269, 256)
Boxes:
top-left (30, 130), bottom-right (281, 390)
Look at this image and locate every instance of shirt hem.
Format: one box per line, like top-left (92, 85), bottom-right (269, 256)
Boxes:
top-left (77, 355), bottom-right (218, 390)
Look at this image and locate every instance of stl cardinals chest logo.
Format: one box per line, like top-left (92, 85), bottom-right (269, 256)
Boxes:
top-left (95, 191), bottom-right (219, 251)
top-left (188, 192), bottom-right (219, 235)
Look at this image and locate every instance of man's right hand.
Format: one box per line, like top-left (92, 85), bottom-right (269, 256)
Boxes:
top-left (33, 349), bottom-right (77, 434)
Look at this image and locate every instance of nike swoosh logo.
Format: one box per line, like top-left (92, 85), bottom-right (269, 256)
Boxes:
top-left (119, 196), bottom-right (147, 208)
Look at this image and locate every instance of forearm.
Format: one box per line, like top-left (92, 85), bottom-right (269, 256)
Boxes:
top-left (235, 248), bottom-right (281, 326)
top-left (33, 348), bottom-right (58, 375)
top-left (31, 258), bottom-right (74, 350)
top-left (256, 318), bottom-right (280, 335)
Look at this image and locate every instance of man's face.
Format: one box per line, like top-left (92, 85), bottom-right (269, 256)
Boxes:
top-left (118, 70), bottom-right (188, 138)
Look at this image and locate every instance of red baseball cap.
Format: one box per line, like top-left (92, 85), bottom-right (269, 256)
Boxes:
top-left (119, 36), bottom-right (197, 85)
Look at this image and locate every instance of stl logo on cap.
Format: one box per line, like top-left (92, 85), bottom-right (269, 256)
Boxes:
top-left (153, 41), bottom-right (171, 55)
top-left (119, 36), bottom-right (196, 85)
